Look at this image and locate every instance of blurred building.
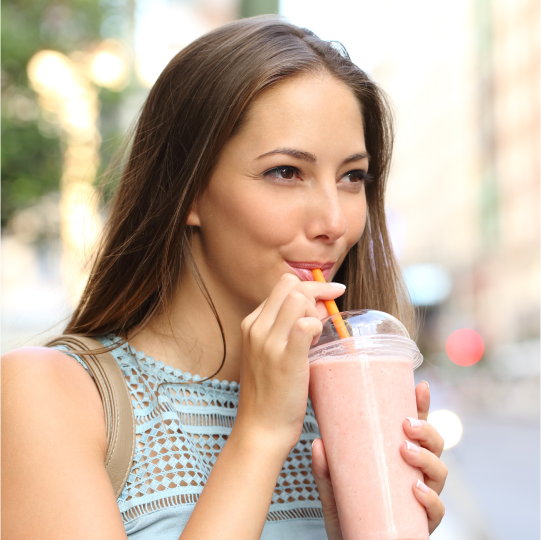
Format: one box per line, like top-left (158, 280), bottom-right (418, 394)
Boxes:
top-left (377, 0), bottom-right (539, 420)
top-left (133, 0), bottom-right (278, 89)
top-left (468, 0), bottom-right (539, 350)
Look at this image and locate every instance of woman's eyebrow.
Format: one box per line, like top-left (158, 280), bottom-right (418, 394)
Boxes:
top-left (342, 151), bottom-right (370, 164)
top-left (257, 147), bottom-right (316, 163)
top-left (256, 148), bottom-right (370, 165)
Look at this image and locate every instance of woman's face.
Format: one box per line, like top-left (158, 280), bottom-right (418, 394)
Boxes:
top-left (188, 71), bottom-right (370, 313)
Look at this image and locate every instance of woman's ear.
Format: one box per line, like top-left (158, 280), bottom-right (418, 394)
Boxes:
top-left (186, 203), bottom-right (201, 227)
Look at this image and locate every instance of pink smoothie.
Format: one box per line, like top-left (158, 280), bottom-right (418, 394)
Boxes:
top-left (309, 353), bottom-right (429, 540)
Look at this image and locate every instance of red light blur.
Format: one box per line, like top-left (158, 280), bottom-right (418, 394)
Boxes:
top-left (446, 329), bottom-right (484, 366)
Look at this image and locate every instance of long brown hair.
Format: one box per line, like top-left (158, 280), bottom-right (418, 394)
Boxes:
top-left (66, 15), bottom-right (414, 380)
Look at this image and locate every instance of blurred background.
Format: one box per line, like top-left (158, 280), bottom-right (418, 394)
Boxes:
top-left (2, 0), bottom-right (539, 537)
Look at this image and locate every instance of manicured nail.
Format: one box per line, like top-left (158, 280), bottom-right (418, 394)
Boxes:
top-left (421, 380), bottom-right (429, 389)
top-left (405, 440), bottom-right (421, 453)
top-left (329, 282), bottom-right (346, 289)
top-left (407, 417), bottom-right (422, 428)
top-left (416, 479), bottom-right (430, 493)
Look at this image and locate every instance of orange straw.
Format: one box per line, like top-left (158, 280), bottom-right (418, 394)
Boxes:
top-left (312, 269), bottom-right (351, 339)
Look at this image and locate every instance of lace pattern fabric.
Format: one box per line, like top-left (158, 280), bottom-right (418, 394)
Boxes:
top-left (56, 335), bottom-right (325, 537)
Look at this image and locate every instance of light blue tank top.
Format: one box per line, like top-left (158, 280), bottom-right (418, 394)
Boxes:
top-left (56, 335), bottom-right (326, 540)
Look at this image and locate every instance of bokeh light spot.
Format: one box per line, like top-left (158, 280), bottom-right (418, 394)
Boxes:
top-left (446, 328), bottom-right (484, 366)
top-left (428, 410), bottom-right (463, 449)
top-left (90, 51), bottom-right (127, 89)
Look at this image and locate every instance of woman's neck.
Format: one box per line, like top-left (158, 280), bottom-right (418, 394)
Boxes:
top-left (127, 266), bottom-right (247, 384)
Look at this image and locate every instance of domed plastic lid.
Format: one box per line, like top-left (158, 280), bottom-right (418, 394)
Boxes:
top-left (309, 309), bottom-right (423, 369)
top-left (314, 309), bottom-right (410, 346)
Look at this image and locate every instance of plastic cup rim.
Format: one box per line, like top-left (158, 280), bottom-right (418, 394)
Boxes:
top-left (308, 334), bottom-right (424, 370)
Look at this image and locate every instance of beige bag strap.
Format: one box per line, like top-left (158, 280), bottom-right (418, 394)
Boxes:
top-left (46, 334), bottom-right (135, 498)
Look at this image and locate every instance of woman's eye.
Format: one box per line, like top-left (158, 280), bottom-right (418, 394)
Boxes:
top-left (342, 170), bottom-right (374, 184)
top-left (264, 166), bottom-right (300, 180)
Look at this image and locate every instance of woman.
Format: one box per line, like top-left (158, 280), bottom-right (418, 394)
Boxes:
top-left (3, 15), bottom-right (447, 540)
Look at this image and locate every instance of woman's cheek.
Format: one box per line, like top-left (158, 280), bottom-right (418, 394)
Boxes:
top-left (344, 199), bottom-right (367, 245)
top-left (244, 194), bottom-right (303, 242)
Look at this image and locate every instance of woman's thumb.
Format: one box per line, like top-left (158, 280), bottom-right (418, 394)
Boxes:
top-left (311, 438), bottom-right (343, 539)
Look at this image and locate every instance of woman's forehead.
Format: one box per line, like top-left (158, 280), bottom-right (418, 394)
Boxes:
top-left (232, 73), bottom-right (365, 151)
top-left (249, 72), bottom-right (361, 120)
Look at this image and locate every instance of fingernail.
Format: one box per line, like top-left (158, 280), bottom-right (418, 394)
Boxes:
top-left (407, 417), bottom-right (423, 428)
top-left (405, 440), bottom-right (421, 453)
top-left (329, 282), bottom-right (346, 289)
top-left (416, 479), bottom-right (430, 493)
top-left (421, 380), bottom-right (430, 389)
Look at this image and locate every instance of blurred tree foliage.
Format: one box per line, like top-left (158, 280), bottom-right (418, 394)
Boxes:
top-left (2, 0), bottom-right (132, 229)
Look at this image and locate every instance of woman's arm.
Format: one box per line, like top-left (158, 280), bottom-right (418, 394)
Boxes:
top-left (2, 347), bottom-right (296, 540)
top-left (180, 425), bottom-right (291, 539)
top-left (181, 274), bottom-right (345, 540)
top-left (2, 347), bottom-right (128, 540)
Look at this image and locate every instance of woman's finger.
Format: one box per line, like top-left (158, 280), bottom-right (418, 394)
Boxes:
top-left (301, 280), bottom-right (346, 320)
top-left (253, 274), bottom-right (342, 336)
top-left (311, 438), bottom-right (343, 540)
top-left (267, 290), bottom-right (320, 346)
top-left (415, 381), bottom-right (430, 421)
top-left (300, 280), bottom-right (347, 302)
top-left (403, 418), bottom-right (445, 458)
top-left (240, 298), bottom-right (267, 335)
top-left (253, 274), bottom-right (334, 335)
top-left (315, 299), bottom-right (329, 320)
top-left (242, 274), bottom-right (305, 343)
top-left (282, 317), bottom-right (323, 361)
top-left (400, 441), bottom-right (448, 495)
top-left (254, 273), bottom-right (306, 331)
top-left (412, 479), bottom-right (446, 534)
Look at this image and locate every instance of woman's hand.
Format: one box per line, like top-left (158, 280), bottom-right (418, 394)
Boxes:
top-left (311, 381), bottom-right (447, 539)
top-left (311, 438), bottom-right (343, 540)
top-left (235, 273), bottom-right (346, 452)
top-left (400, 381), bottom-right (447, 533)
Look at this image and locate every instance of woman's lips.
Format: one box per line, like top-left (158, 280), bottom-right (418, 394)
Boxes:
top-left (285, 261), bottom-right (334, 282)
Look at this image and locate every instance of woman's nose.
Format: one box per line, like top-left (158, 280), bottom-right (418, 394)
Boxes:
top-left (305, 183), bottom-right (348, 244)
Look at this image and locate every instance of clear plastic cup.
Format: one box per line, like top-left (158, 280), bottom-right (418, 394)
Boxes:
top-left (308, 309), bottom-right (429, 540)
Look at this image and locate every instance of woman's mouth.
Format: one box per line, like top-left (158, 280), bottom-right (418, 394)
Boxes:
top-left (285, 261), bottom-right (335, 281)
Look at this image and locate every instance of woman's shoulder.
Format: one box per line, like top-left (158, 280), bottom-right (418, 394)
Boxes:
top-left (3, 344), bottom-right (85, 370)
top-left (3, 345), bottom-right (96, 386)
top-left (2, 346), bottom-right (128, 539)
top-left (2, 346), bottom-right (107, 457)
